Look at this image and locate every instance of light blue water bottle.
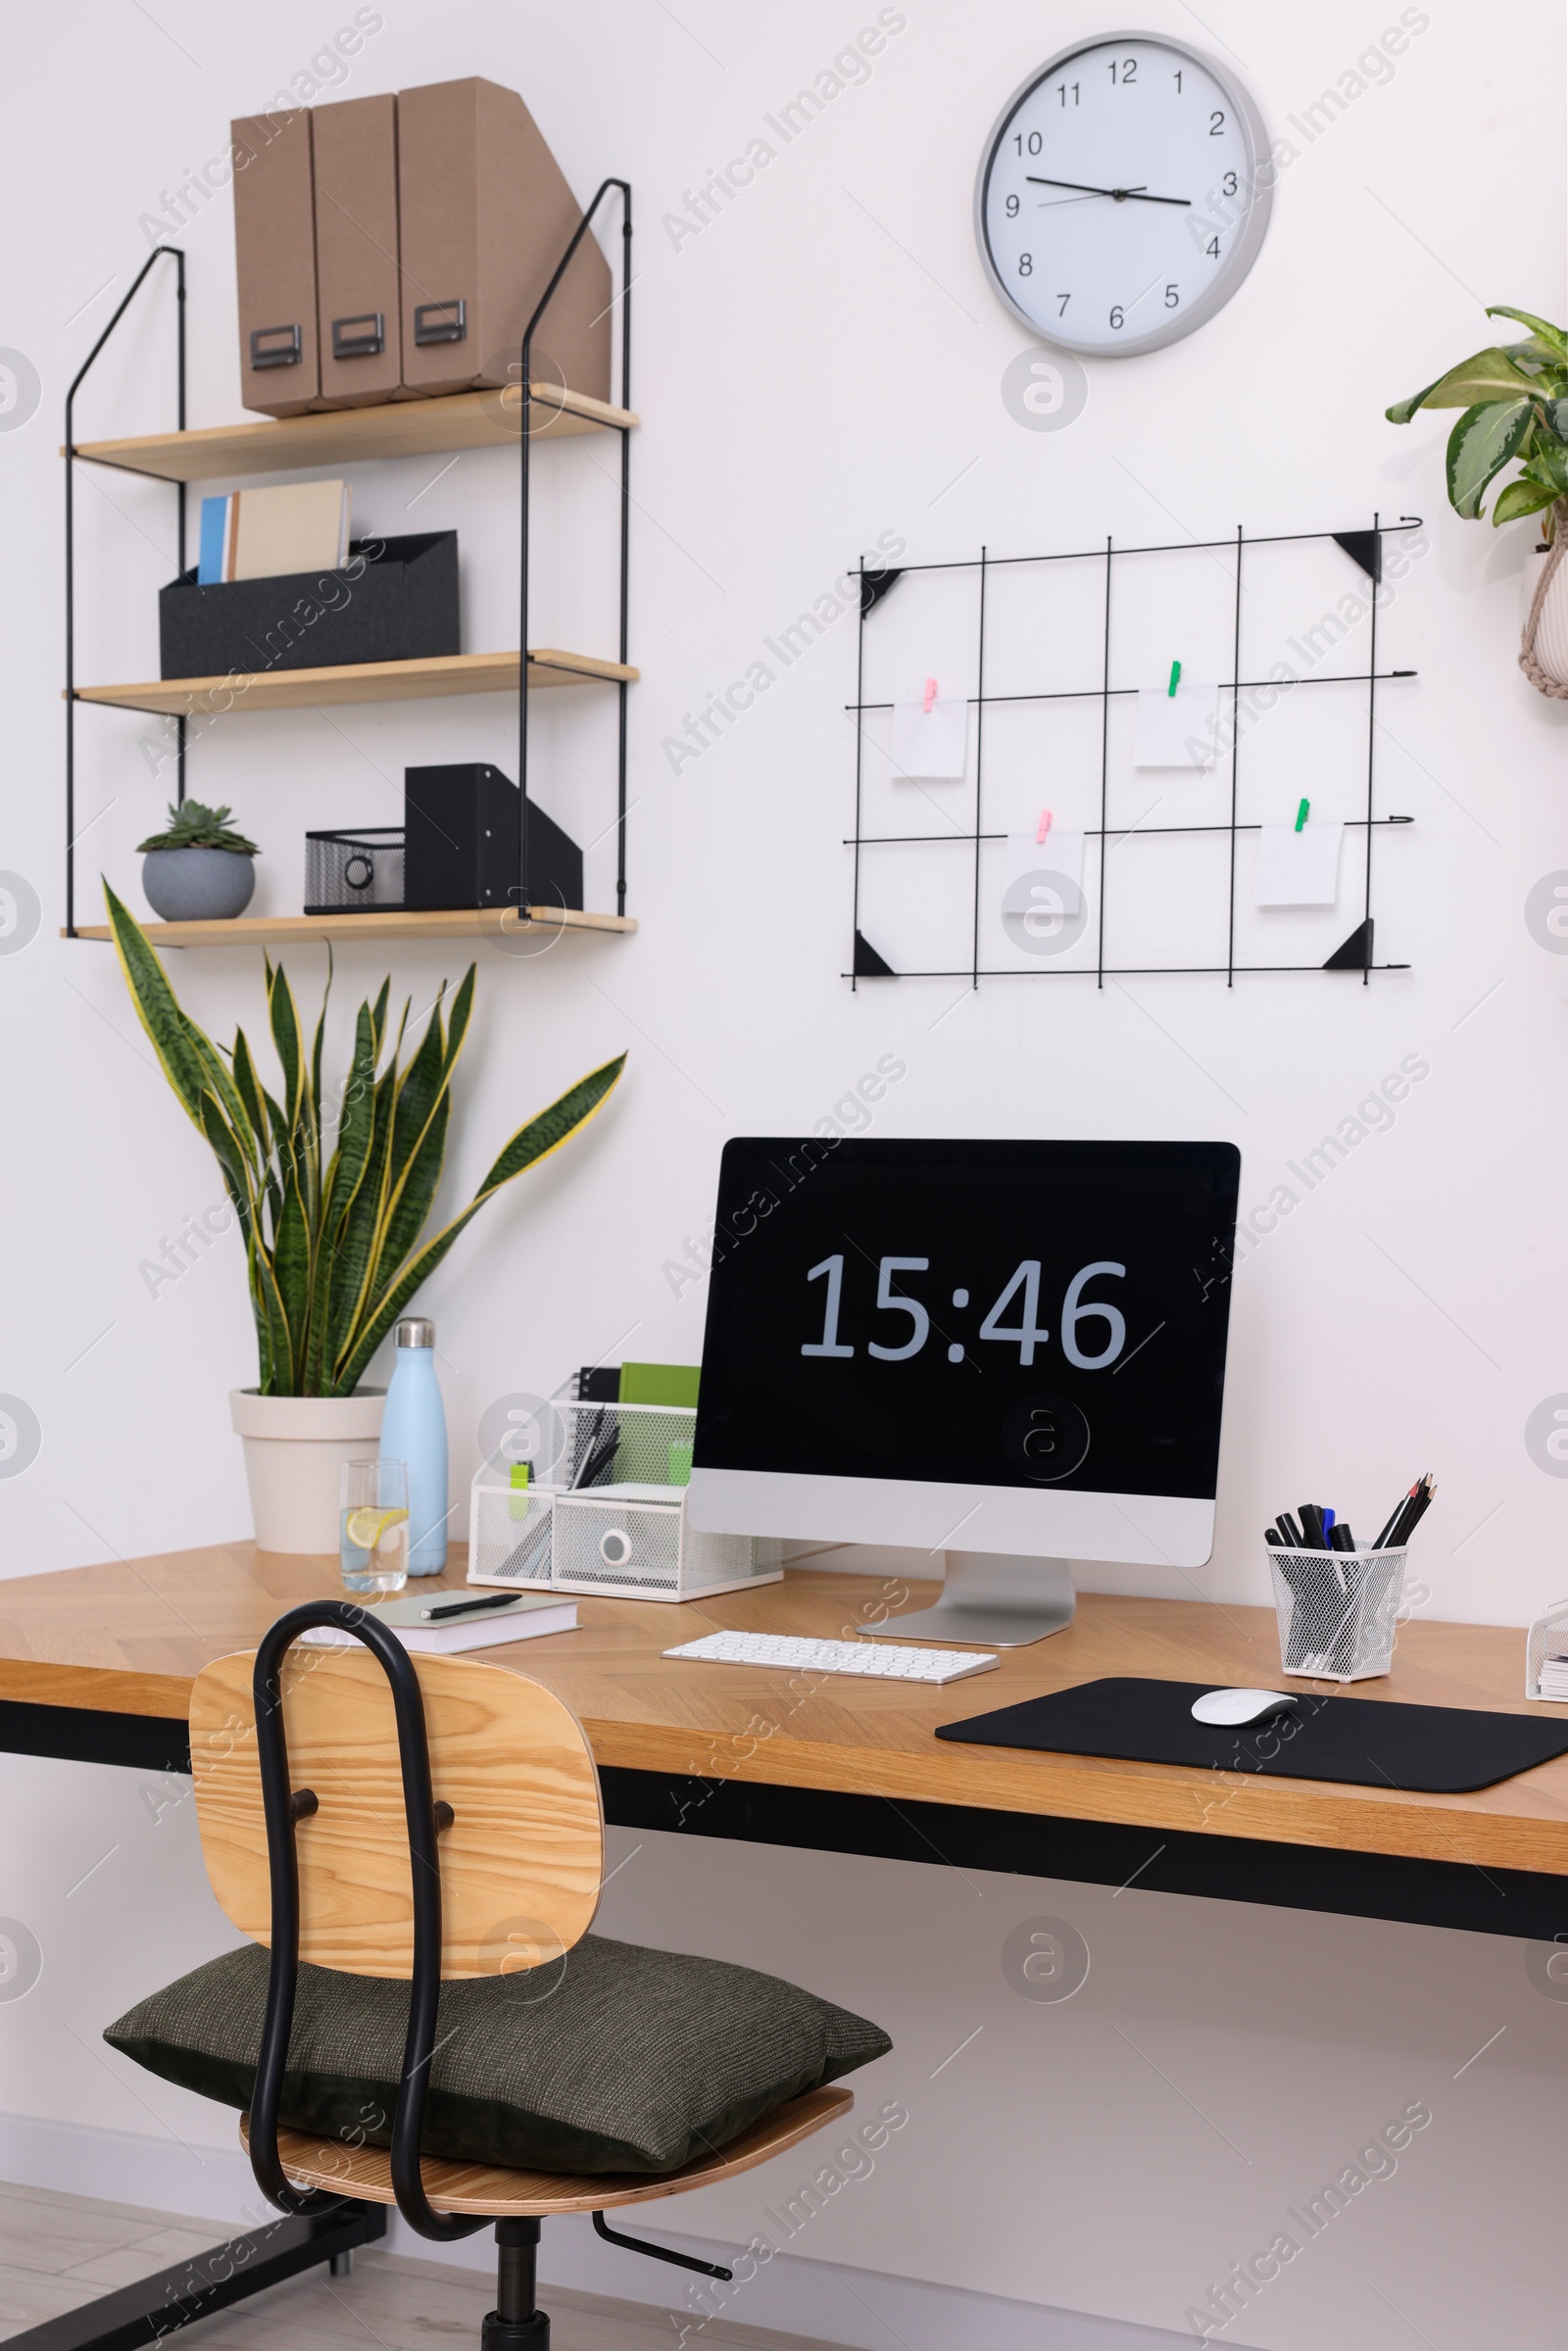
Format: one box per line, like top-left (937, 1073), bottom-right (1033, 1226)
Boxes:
top-left (381, 1316), bottom-right (449, 1574)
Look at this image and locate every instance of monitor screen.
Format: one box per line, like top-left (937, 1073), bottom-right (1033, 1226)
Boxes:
top-left (692, 1139), bottom-right (1240, 1512)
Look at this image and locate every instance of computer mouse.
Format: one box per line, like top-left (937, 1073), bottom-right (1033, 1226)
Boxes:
top-left (1191, 1687), bottom-right (1298, 1728)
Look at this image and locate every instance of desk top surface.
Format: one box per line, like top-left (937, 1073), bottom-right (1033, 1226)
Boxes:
top-left (2, 1544), bottom-right (1566, 1878)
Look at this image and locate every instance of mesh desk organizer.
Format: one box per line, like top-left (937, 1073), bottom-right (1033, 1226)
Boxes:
top-left (469, 1372), bottom-right (781, 1602)
top-left (846, 516), bottom-right (1418, 989)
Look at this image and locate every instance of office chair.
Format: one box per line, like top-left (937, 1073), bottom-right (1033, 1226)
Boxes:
top-left (106, 1601), bottom-right (891, 2351)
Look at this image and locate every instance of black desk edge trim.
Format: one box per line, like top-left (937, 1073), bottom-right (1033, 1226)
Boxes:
top-left (0, 1698), bottom-right (191, 1774)
top-left (600, 1766), bottom-right (1568, 1945)
top-left (8, 1703), bottom-right (1564, 1945)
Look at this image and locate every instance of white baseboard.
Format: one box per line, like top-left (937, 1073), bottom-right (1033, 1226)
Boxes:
top-left (0, 2110), bottom-right (1226, 2351)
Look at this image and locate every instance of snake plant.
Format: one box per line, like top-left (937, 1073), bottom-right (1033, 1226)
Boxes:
top-left (1387, 305), bottom-right (1568, 535)
top-left (105, 884), bottom-right (624, 1396)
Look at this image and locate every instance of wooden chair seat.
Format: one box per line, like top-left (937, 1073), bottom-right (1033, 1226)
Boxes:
top-left (241, 2085), bottom-right (853, 2217)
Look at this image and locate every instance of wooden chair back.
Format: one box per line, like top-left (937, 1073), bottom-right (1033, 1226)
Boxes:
top-left (191, 1644), bottom-right (604, 1980)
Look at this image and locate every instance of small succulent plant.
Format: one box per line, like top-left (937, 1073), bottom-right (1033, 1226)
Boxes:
top-left (137, 801), bottom-right (260, 856)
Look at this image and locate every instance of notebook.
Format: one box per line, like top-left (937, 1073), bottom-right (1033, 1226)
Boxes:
top-left (300, 1591), bottom-right (576, 1656)
top-left (197, 480), bottom-right (352, 585)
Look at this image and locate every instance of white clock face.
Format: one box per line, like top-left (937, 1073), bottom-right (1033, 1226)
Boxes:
top-left (976, 33), bottom-right (1271, 358)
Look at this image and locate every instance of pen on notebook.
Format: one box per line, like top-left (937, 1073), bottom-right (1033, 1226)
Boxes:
top-left (419, 1593), bottom-right (524, 1623)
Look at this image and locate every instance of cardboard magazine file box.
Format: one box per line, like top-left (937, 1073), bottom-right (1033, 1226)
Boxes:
top-left (231, 109), bottom-right (321, 416)
top-left (395, 76), bottom-right (612, 402)
top-left (313, 92), bottom-right (404, 407)
top-left (158, 533), bottom-right (459, 679)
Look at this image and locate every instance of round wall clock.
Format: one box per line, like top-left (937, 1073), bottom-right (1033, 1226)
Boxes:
top-left (975, 31), bottom-right (1272, 358)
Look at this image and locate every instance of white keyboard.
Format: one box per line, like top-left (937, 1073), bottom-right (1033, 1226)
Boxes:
top-left (663, 1630), bottom-right (1000, 1684)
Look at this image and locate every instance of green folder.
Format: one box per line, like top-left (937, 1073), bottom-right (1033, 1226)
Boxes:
top-left (617, 1362), bottom-right (700, 1407)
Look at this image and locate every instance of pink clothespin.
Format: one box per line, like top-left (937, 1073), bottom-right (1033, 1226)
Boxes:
top-left (922, 676), bottom-right (938, 714)
top-left (1036, 808), bottom-right (1054, 844)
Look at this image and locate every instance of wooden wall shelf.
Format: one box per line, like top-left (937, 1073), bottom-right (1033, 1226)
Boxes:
top-left (67, 383), bottom-right (638, 484)
top-left (69, 905), bottom-right (637, 949)
top-left (73, 648), bottom-right (637, 718)
top-left (64, 201), bottom-right (638, 943)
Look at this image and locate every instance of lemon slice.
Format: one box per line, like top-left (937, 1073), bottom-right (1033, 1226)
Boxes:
top-left (346, 1506), bottom-right (406, 1550)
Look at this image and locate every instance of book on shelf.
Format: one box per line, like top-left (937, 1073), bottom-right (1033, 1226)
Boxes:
top-left (197, 480), bottom-right (352, 585)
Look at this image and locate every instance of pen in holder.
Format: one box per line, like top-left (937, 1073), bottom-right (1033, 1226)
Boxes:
top-left (1268, 1545), bottom-right (1408, 1682)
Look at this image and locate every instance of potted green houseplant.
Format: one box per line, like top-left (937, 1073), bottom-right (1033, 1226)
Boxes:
top-left (137, 801), bottom-right (261, 920)
top-left (105, 885), bottom-right (625, 1552)
top-left (1387, 305), bottom-right (1568, 693)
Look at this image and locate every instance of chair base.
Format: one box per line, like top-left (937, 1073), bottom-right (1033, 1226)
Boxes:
top-left (481, 2316), bottom-right (550, 2351)
top-left (482, 2219), bottom-right (550, 2351)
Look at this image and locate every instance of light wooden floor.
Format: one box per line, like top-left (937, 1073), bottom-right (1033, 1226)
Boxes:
top-left (0, 2180), bottom-right (850, 2350)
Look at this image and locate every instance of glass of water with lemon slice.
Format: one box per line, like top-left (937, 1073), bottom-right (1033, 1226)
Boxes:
top-left (340, 1459), bottom-right (410, 1593)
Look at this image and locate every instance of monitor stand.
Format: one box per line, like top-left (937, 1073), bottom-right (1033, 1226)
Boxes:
top-left (866, 1551), bottom-right (1075, 1649)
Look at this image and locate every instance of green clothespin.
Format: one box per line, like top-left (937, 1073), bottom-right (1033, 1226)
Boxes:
top-left (508, 1460), bottom-right (531, 1521)
top-left (1295, 797), bottom-right (1310, 833)
top-left (1167, 659), bottom-right (1181, 698)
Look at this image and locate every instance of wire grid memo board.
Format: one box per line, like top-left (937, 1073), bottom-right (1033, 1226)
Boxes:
top-left (845, 516), bottom-right (1419, 989)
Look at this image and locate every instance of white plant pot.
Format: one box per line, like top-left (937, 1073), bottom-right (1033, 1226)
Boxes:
top-left (229, 1389), bottom-right (385, 1555)
top-left (1524, 545), bottom-right (1568, 687)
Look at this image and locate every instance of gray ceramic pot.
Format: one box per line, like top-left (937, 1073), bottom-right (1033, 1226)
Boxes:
top-left (141, 847), bottom-right (256, 921)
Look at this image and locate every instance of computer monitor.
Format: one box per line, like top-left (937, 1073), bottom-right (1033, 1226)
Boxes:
top-left (686, 1138), bottom-right (1241, 1645)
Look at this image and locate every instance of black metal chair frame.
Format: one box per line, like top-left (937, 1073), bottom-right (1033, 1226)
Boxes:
top-left (248, 1600), bottom-right (730, 2351)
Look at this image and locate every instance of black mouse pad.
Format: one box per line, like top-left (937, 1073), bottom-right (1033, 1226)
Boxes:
top-left (935, 1677), bottom-right (1568, 1793)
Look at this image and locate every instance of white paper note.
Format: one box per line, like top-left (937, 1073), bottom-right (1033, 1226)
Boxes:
top-left (1002, 829), bottom-right (1086, 916)
top-left (1254, 821), bottom-right (1345, 907)
top-left (1133, 682), bottom-right (1220, 769)
top-left (892, 695), bottom-right (968, 779)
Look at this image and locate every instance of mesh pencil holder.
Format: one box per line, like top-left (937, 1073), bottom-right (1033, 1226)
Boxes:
top-left (1268, 1546), bottom-right (1408, 1682)
top-left (1525, 1598), bottom-right (1568, 1699)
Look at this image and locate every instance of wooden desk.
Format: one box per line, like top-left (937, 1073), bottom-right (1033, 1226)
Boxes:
top-left (3, 1544), bottom-right (1567, 1943)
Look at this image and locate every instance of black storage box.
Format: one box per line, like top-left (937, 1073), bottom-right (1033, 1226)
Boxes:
top-left (404, 763), bottom-right (584, 913)
top-left (158, 532), bottom-right (460, 679)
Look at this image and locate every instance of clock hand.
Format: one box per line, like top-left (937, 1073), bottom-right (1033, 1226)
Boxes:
top-left (1025, 174), bottom-right (1193, 208)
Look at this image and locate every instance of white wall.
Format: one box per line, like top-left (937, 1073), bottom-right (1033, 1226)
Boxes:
top-left (4, 5), bottom-right (1568, 2348)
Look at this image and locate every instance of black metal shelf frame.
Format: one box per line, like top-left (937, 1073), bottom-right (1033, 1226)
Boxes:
top-left (63, 185), bottom-right (633, 938)
top-left (846, 517), bottom-right (1420, 991)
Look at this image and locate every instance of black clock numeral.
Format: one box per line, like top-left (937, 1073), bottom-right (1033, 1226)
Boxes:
top-left (1005, 192), bottom-right (1019, 217)
top-left (1222, 170), bottom-right (1238, 195)
top-left (1173, 68), bottom-right (1182, 91)
top-left (1057, 79), bottom-right (1079, 106)
top-left (1209, 108), bottom-right (1226, 134)
top-left (1108, 55), bottom-right (1137, 83)
top-left (1109, 305), bottom-right (1124, 330)
top-left (1164, 283), bottom-right (1179, 308)
top-left (1056, 293), bottom-right (1070, 317)
top-left (1018, 253), bottom-right (1033, 277)
top-left (1205, 235), bottom-right (1220, 260)
top-left (1012, 128), bottom-right (1044, 154)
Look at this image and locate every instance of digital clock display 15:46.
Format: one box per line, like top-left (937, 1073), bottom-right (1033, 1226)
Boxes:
top-left (802, 1250), bottom-right (1127, 1370)
top-left (693, 1138), bottom-right (1241, 1501)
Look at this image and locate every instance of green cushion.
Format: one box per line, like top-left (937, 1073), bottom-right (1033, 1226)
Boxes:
top-left (105, 1935), bottom-right (891, 2177)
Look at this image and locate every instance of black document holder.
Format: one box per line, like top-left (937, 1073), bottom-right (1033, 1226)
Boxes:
top-left (936, 1677), bottom-right (1568, 1795)
top-left (158, 531), bottom-right (459, 678)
